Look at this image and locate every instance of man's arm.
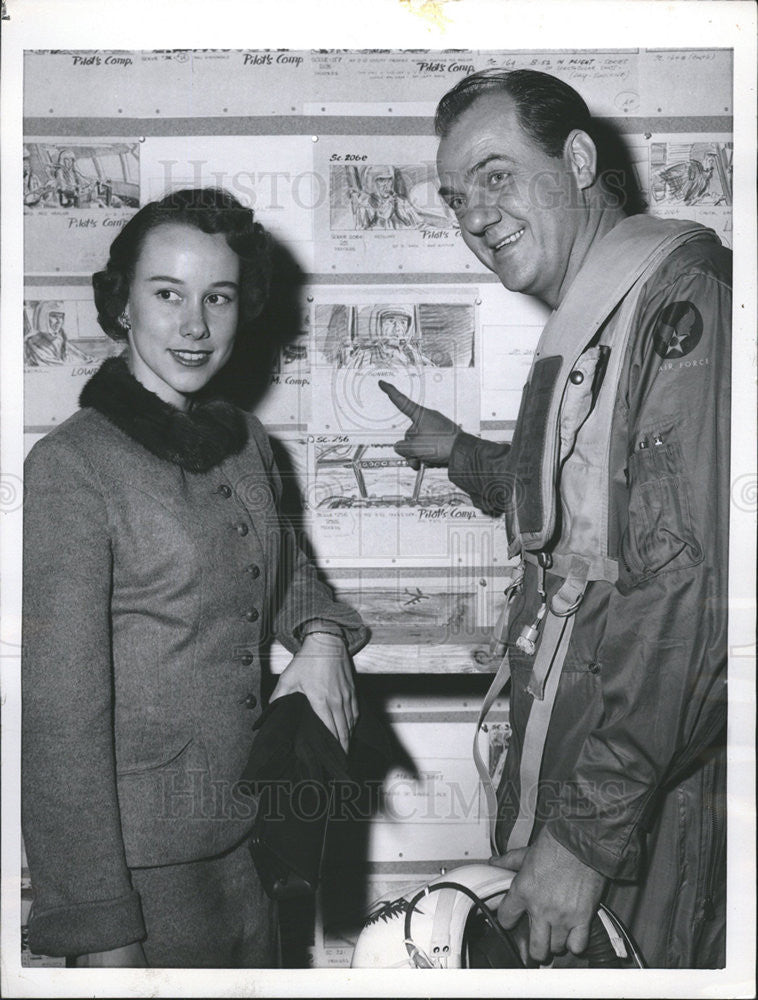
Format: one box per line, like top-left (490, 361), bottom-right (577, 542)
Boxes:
top-left (378, 380), bottom-right (462, 469)
top-left (448, 432), bottom-right (512, 516)
top-left (379, 380), bottom-right (513, 516)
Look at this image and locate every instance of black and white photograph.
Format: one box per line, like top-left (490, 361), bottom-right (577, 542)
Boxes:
top-left (1, 2), bottom-right (755, 998)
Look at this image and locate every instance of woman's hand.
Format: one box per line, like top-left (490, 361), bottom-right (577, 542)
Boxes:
top-left (73, 942), bottom-right (147, 967)
top-left (270, 633), bottom-right (358, 752)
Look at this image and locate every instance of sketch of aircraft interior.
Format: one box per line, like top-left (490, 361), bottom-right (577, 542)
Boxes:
top-left (333, 162), bottom-right (457, 231)
top-left (650, 141), bottom-right (732, 206)
top-left (23, 142), bottom-right (140, 210)
top-left (319, 301), bottom-right (473, 370)
top-left (315, 442), bottom-right (470, 509)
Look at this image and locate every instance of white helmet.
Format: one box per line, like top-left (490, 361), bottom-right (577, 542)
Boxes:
top-left (351, 863), bottom-right (644, 969)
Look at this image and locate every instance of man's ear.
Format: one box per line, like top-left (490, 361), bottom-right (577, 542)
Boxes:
top-left (563, 129), bottom-right (598, 190)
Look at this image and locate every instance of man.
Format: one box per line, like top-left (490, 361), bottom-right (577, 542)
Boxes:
top-left (350, 165), bottom-right (423, 229)
top-left (54, 148), bottom-right (94, 208)
top-left (380, 69), bottom-right (730, 968)
top-left (23, 148), bottom-right (42, 207)
top-left (342, 307), bottom-right (440, 369)
top-left (24, 301), bottom-right (93, 367)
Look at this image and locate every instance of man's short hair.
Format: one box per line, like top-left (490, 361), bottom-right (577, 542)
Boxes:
top-left (434, 68), bottom-right (593, 159)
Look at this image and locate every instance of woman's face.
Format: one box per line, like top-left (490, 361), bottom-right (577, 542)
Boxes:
top-left (124, 223), bottom-right (240, 410)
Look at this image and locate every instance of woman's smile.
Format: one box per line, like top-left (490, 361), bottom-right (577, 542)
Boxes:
top-left (168, 348), bottom-right (213, 367)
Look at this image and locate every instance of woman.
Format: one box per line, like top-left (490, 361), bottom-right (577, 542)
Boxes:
top-left (22, 188), bottom-right (367, 968)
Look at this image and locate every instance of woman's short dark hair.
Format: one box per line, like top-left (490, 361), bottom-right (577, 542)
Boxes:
top-left (435, 68), bottom-right (593, 159)
top-left (92, 187), bottom-right (272, 341)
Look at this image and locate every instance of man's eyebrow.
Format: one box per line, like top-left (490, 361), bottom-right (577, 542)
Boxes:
top-left (466, 153), bottom-right (514, 179)
top-left (438, 153), bottom-right (515, 198)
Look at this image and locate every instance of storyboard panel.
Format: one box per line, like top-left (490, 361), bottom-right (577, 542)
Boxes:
top-left (313, 135), bottom-right (488, 274)
top-left (24, 137), bottom-right (141, 275)
top-left (628, 132), bottom-right (734, 248)
top-left (23, 287), bottom-right (122, 429)
top-left (309, 285), bottom-right (481, 434)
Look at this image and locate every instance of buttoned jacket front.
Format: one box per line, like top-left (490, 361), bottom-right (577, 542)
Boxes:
top-left (22, 363), bottom-right (367, 953)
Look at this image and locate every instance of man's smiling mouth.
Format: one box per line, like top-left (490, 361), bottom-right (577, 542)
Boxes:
top-left (493, 228), bottom-right (526, 250)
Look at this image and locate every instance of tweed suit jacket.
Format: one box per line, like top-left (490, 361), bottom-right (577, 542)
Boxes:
top-left (22, 357), bottom-right (367, 955)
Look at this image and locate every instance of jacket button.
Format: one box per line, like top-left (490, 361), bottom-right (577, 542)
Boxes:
top-left (240, 653), bottom-right (254, 666)
top-left (244, 693), bottom-right (258, 710)
top-left (246, 563), bottom-right (261, 579)
top-left (588, 661), bottom-right (601, 674)
top-left (569, 369), bottom-right (584, 385)
top-left (216, 484), bottom-right (232, 498)
top-left (236, 523), bottom-right (249, 536)
top-left (245, 608), bottom-right (260, 623)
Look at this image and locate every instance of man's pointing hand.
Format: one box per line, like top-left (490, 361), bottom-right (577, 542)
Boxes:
top-left (379, 380), bottom-right (460, 470)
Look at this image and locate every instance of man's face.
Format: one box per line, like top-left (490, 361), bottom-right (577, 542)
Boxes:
top-left (437, 92), bottom-right (585, 308)
top-left (375, 174), bottom-right (394, 198)
top-left (380, 314), bottom-right (411, 347)
top-left (48, 312), bottom-right (64, 335)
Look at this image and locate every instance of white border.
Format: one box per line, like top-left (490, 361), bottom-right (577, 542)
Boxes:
top-left (2, 1), bottom-right (755, 997)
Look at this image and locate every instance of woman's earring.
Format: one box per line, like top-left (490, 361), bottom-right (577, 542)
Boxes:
top-left (118, 311), bottom-right (131, 331)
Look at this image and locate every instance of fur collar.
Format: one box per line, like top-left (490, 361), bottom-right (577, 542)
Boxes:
top-left (79, 354), bottom-right (249, 472)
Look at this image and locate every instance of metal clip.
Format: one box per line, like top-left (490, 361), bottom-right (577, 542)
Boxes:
top-left (516, 624), bottom-right (540, 656)
top-left (515, 603), bottom-right (547, 656)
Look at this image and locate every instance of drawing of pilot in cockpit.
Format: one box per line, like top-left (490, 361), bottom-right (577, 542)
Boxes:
top-left (341, 306), bottom-right (444, 369)
top-left (24, 301), bottom-right (94, 367)
top-left (350, 166), bottom-right (423, 230)
top-left (54, 149), bottom-right (95, 208)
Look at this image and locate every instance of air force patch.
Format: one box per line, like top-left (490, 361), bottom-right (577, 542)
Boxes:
top-left (653, 300), bottom-right (703, 359)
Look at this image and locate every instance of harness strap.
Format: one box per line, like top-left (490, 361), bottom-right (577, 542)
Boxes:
top-left (524, 549), bottom-right (619, 585)
top-left (474, 650), bottom-right (512, 853)
top-left (526, 568), bottom-right (588, 700)
top-left (429, 888), bottom-right (456, 964)
top-left (473, 566), bottom-right (523, 853)
top-left (506, 610), bottom-right (577, 852)
top-left (549, 557), bottom-right (590, 615)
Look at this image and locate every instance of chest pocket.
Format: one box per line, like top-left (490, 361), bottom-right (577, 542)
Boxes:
top-left (558, 346), bottom-right (606, 464)
top-left (618, 422), bottom-right (703, 594)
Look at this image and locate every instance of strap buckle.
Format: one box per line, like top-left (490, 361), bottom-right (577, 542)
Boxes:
top-left (549, 556), bottom-right (590, 618)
